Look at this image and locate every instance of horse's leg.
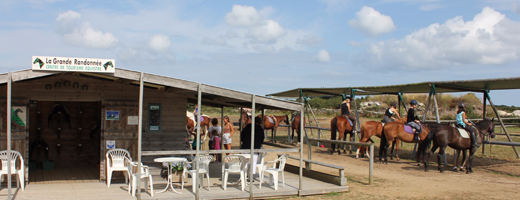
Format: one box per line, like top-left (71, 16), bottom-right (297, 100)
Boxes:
top-left (273, 128), bottom-right (276, 143)
top-left (437, 146), bottom-right (446, 173)
top-left (395, 138), bottom-right (400, 161)
top-left (390, 139), bottom-right (396, 160)
top-left (467, 148), bottom-right (476, 174)
top-left (461, 150), bottom-right (467, 172)
top-left (337, 132), bottom-right (344, 155)
top-left (356, 135), bottom-right (369, 159)
top-left (454, 149), bottom-right (461, 172)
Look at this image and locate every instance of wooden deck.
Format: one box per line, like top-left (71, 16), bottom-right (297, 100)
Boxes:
top-left (28, 167), bottom-right (99, 184)
top-left (1, 171), bottom-right (348, 200)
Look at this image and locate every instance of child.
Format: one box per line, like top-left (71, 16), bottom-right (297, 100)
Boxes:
top-left (210, 129), bottom-right (221, 162)
top-left (208, 118), bottom-right (221, 151)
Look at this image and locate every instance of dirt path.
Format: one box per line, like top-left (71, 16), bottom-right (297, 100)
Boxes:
top-left (262, 143), bottom-right (519, 200)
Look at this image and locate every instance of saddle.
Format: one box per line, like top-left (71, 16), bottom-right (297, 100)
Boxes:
top-left (342, 116), bottom-right (353, 127)
top-left (456, 128), bottom-right (471, 139)
top-left (403, 124), bottom-right (422, 134)
top-left (267, 116), bottom-right (276, 124)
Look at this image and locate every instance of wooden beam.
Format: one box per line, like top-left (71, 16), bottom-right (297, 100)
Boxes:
top-left (485, 91), bottom-right (520, 158)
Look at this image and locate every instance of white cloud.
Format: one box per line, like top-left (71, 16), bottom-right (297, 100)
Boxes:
top-left (348, 6), bottom-right (396, 37)
top-left (225, 30), bottom-right (239, 38)
top-left (513, 3), bottom-right (520, 14)
top-left (367, 7), bottom-right (520, 69)
top-left (252, 44), bottom-right (275, 53)
top-left (247, 20), bottom-right (286, 44)
top-left (225, 5), bottom-right (263, 26)
top-left (316, 49), bottom-right (331, 62)
top-left (56, 10), bottom-right (118, 49)
top-left (296, 35), bottom-right (323, 46)
top-left (56, 10), bottom-right (81, 23)
top-left (148, 34), bottom-right (171, 52)
top-left (202, 36), bottom-right (228, 46)
top-left (419, 4), bottom-right (444, 11)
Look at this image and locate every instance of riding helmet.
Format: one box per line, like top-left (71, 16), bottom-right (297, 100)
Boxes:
top-left (409, 100), bottom-right (418, 105)
top-left (390, 103), bottom-right (397, 107)
top-left (458, 102), bottom-right (465, 108)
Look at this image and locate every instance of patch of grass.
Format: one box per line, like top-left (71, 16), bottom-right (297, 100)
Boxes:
top-left (325, 191), bottom-right (340, 196)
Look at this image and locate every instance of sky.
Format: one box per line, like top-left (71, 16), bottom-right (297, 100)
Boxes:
top-left (2, 0), bottom-right (520, 106)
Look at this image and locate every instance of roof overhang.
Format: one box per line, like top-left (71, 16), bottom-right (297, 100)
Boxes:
top-left (0, 68), bottom-right (301, 111)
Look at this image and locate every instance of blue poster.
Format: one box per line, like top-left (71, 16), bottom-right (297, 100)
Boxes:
top-left (106, 110), bottom-right (119, 120)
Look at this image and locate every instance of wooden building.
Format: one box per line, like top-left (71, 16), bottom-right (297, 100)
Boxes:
top-left (0, 68), bottom-right (301, 185)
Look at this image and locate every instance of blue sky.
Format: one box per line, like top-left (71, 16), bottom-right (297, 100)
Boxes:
top-left (2, 0), bottom-right (520, 106)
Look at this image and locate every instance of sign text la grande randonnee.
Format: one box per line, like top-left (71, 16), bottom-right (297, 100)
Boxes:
top-left (32, 56), bottom-right (115, 73)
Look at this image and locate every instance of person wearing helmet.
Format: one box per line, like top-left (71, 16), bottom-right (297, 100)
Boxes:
top-left (456, 103), bottom-right (480, 148)
top-left (406, 100), bottom-right (421, 141)
top-left (382, 102), bottom-right (401, 123)
top-left (340, 97), bottom-right (357, 133)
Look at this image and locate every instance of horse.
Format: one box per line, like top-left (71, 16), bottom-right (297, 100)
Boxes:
top-left (417, 118), bottom-right (495, 173)
top-left (291, 114), bottom-right (305, 145)
top-left (259, 114), bottom-right (289, 143)
top-left (103, 61), bottom-right (114, 71)
top-left (186, 113), bottom-right (211, 141)
top-left (356, 118), bottom-right (407, 160)
top-left (454, 149), bottom-right (468, 172)
top-left (33, 58), bottom-right (44, 68)
top-left (379, 121), bottom-right (430, 164)
top-left (330, 115), bottom-right (356, 155)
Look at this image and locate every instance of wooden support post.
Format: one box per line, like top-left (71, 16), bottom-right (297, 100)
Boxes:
top-left (482, 93), bottom-right (487, 154)
top-left (307, 102), bottom-right (324, 141)
top-left (249, 95), bottom-right (256, 199)
top-left (299, 102), bottom-right (304, 192)
top-left (485, 92), bottom-right (520, 158)
top-left (239, 107), bottom-right (243, 132)
top-left (351, 89), bottom-right (361, 139)
top-left (137, 72), bottom-right (144, 199)
top-left (195, 83), bottom-right (202, 200)
top-left (7, 73), bottom-right (12, 200)
top-left (304, 97), bottom-right (313, 136)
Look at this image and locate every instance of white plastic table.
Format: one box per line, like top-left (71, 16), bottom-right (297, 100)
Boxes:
top-left (154, 157), bottom-right (187, 194)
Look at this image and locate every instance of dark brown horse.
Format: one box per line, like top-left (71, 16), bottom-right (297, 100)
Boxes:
top-left (379, 122), bottom-right (430, 164)
top-left (417, 118), bottom-right (495, 173)
top-left (259, 114), bottom-right (290, 143)
top-left (356, 118), bottom-right (407, 160)
top-left (330, 115), bottom-right (356, 155)
top-left (291, 114), bottom-right (305, 145)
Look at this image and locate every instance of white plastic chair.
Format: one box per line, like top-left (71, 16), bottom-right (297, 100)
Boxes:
top-left (127, 159), bottom-right (153, 197)
top-left (260, 154), bottom-right (288, 190)
top-left (222, 155), bottom-right (246, 191)
top-left (182, 155), bottom-right (213, 192)
top-left (0, 150), bottom-right (24, 191)
top-left (255, 152), bottom-right (268, 178)
top-left (106, 148), bottom-right (132, 187)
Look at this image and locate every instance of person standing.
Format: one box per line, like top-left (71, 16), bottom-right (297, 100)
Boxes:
top-left (208, 118), bottom-right (222, 152)
top-left (222, 116), bottom-right (235, 155)
top-left (406, 100), bottom-right (422, 141)
top-left (340, 97), bottom-right (357, 133)
top-left (240, 116), bottom-right (265, 150)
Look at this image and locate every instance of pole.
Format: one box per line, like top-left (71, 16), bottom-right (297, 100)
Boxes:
top-left (351, 89), bottom-right (361, 139)
top-left (307, 101), bottom-right (323, 139)
top-left (7, 73), bottom-right (12, 200)
top-left (299, 102), bottom-right (304, 193)
top-left (221, 106), bottom-right (225, 162)
top-left (239, 107), bottom-right (243, 132)
top-left (249, 95), bottom-right (256, 199)
top-left (369, 144), bottom-right (374, 185)
top-left (137, 72), bottom-right (144, 199)
top-left (195, 83), bottom-right (202, 200)
top-left (305, 99), bottom-right (313, 136)
top-left (482, 93), bottom-right (487, 154)
top-left (300, 92), bottom-right (311, 170)
top-left (485, 91), bottom-right (520, 158)
top-left (433, 91), bottom-right (447, 166)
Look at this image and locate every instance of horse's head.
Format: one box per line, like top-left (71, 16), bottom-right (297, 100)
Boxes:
top-left (488, 117), bottom-right (496, 138)
top-left (476, 118), bottom-right (495, 138)
top-left (103, 61), bottom-right (114, 70)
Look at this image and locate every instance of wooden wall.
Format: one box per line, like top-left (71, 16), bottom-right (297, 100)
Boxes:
top-left (0, 73), bottom-right (188, 182)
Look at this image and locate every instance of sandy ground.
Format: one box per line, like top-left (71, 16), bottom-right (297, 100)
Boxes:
top-left (203, 114), bottom-right (520, 199)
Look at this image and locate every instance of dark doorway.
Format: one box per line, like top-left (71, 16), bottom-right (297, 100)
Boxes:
top-left (29, 101), bottom-right (101, 173)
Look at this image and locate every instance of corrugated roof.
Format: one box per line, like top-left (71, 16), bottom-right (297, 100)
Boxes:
top-left (268, 77), bottom-right (520, 98)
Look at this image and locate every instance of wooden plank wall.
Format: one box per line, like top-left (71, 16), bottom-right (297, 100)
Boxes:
top-left (0, 100), bottom-right (29, 182)
top-left (0, 73), bottom-right (188, 182)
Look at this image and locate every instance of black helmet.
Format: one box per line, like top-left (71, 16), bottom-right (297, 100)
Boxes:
top-left (458, 102), bottom-right (465, 108)
top-left (409, 100), bottom-right (418, 105)
top-left (390, 103), bottom-right (396, 107)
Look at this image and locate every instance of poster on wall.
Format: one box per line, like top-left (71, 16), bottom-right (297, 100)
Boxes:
top-left (12, 106), bottom-right (27, 127)
top-left (127, 116), bottom-right (138, 125)
top-left (106, 140), bottom-right (116, 149)
top-left (106, 110), bottom-right (119, 120)
top-left (148, 104), bottom-right (161, 131)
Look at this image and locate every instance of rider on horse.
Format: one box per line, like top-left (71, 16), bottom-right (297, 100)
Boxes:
top-left (456, 103), bottom-right (480, 148)
top-left (340, 96), bottom-right (357, 133)
top-left (193, 105), bottom-right (199, 123)
top-left (406, 100), bottom-right (421, 141)
top-left (382, 103), bottom-right (401, 123)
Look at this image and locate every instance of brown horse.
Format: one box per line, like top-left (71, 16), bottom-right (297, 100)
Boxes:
top-left (356, 118), bottom-right (407, 160)
top-left (186, 115), bottom-right (211, 139)
top-left (259, 114), bottom-right (289, 143)
top-left (379, 122), bottom-right (430, 164)
top-left (291, 114), bottom-right (305, 145)
top-left (330, 115), bottom-right (355, 155)
top-left (417, 118), bottom-right (495, 173)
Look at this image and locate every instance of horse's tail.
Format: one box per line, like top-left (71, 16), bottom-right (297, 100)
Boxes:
top-left (331, 117), bottom-right (338, 151)
top-left (379, 125), bottom-right (388, 158)
top-left (417, 127), bottom-right (435, 160)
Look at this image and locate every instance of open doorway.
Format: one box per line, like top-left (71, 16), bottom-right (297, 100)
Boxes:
top-left (28, 101), bottom-right (101, 183)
